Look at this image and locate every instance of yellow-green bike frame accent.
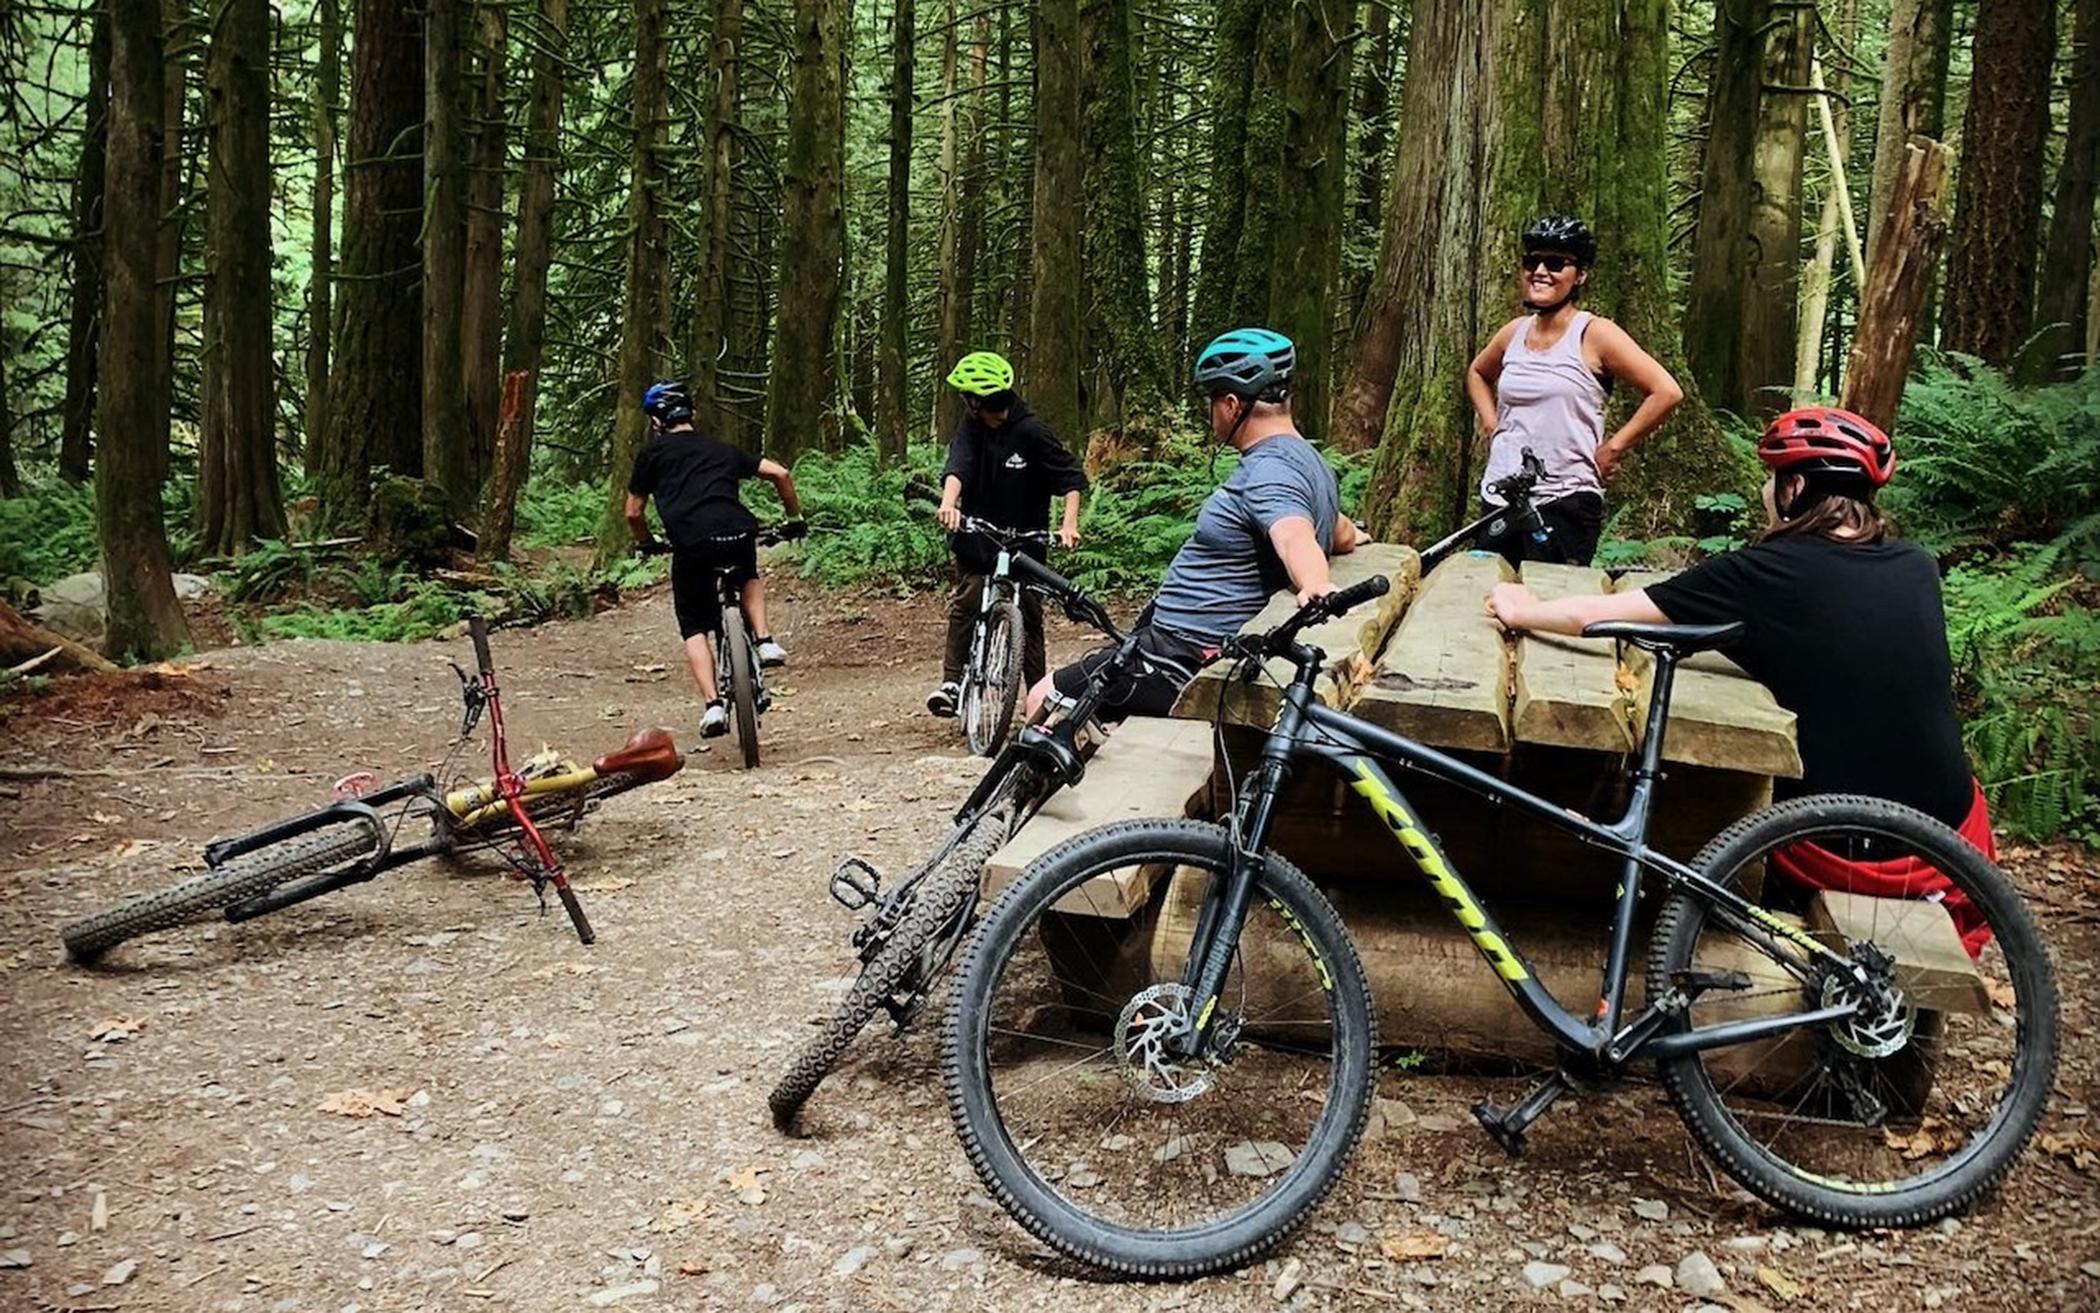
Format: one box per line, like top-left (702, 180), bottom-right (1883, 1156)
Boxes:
top-left (443, 750), bottom-right (603, 829)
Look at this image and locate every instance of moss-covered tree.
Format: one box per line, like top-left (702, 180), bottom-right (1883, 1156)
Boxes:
top-left (764, 0), bottom-right (847, 463)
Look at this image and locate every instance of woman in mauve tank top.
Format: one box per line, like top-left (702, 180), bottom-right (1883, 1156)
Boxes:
top-left (1464, 215), bottom-right (1685, 565)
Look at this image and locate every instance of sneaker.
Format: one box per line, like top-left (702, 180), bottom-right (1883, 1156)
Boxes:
top-left (700, 700), bottom-right (728, 738)
top-left (926, 681), bottom-right (959, 718)
top-left (756, 637), bottom-right (788, 668)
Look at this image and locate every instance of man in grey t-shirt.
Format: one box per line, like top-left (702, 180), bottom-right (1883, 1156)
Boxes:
top-left (1030, 327), bottom-right (1360, 719)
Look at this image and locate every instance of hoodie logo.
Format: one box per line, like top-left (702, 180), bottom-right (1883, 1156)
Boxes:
top-left (1004, 453), bottom-right (1029, 470)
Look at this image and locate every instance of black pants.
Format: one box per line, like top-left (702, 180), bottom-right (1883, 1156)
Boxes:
top-left (943, 570), bottom-right (1047, 688)
top-left (1480, 491), bottom-right (1605, 567)
top-left (1047, 623), bottom-right (1210, 720)
top-left (669, 535), bottom-right (757, 639)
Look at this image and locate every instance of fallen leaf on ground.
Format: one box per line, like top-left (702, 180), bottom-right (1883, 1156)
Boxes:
top-left (1756, 1265), bottom-right (1803, 1302)
top-left (1884, 1117), bottom-right (1964, 1160)
top-left (572, 877), bottom-right (634, 893)
top-left (318, 1087), bottom-right (415, 1118)
top-left (89, 811), bottom-right (122, 825)
top-left (652, 1198), bottom-right (710, 1232)
top-left (676, 1262), bottom-right (709, 1277)
top-left (89, 1016), bottom-right (146, 1042)
top-left (2039, 1132), bottom-right (2098, 1171)
top-left (1379, 1231), bottom-right (1449, 1260)
top-left (1985, 979), bottom-right (2016, 1010)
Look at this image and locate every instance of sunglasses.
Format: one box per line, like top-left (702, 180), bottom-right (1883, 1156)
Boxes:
top-left (1521, 254), bottom-right (1577, 274)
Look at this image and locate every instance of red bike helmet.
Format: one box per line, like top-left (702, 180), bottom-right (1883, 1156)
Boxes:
top-left (1756, 407), bottom-right (1894, 487)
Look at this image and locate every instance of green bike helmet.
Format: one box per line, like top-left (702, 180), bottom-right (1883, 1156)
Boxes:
top-left (1194, 328), bottom-right (1295, 400)
top-left (946, 351), bottom-right (1016, 397)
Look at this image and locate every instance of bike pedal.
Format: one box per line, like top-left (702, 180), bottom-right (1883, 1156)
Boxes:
top-left (1470, 1099), bottom-right (1528, 1158)
top-left (829, 858), bottom-right (881, 911)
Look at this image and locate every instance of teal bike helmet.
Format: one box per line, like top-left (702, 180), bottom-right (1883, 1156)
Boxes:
top-left (1194, 328), bottom-right (1295, 401)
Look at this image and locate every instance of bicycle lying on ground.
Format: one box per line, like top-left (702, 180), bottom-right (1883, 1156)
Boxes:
top-left (953, 515), bottom-right (1057, 757)
top-left (62, 616), bottom-right (683, 961)
top-left (639, 522), bottom-right (799, 769)
top-left (768, 556), bottom-right (1182, 1127)
top-left (944, 579), bottom-right (2059, 1277)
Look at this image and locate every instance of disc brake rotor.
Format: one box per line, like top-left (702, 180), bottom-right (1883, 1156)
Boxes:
top-left (1113, 983), bottom-right (1216, 1104)
top-left (1819, 952), bottom-right (1917, 1060)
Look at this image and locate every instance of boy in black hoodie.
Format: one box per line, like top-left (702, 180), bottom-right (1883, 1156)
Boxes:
top-left (928, 351), bottom-right (1088, 717)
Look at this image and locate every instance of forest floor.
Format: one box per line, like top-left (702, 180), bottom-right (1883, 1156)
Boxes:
top-left (2, 577), bottom-right (2097, 1313)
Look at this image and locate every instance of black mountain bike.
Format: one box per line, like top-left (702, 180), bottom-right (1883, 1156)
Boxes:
top-left (944, 580), bottom-right (2059, 1277)
top-left (769, 556), bottom-right (1183, 1127)
top-left (954, 514), bottom-right (1057, 757)
top-left (644, 523), bottom-right (797, 770)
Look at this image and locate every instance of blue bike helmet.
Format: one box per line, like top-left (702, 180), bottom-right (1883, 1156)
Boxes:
top-left (1194, 328), bottom-right (1295, 401)
top-left (641, 381), bottom-right (694, 426)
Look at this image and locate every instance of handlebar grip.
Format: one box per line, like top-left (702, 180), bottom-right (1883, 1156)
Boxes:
top-left (1323, 573), bottom-right (1391, 619)
top-left (468, 615), bottom-right (494, 676)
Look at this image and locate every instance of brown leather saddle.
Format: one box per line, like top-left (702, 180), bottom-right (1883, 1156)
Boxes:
top-left (592, 727), bottom-right (685, 782)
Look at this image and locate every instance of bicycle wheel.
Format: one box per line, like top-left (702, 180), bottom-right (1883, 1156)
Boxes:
top-left (724, 618), bottom-right (761, 769)
top-left (964, 599), bottom-right (1026, 758)
top-left (62, 824), bottom-right (379, 962)
top-left (943, 819), bottom-right (1375, 1277)
top-left (770, 815), bottom-right (1009, 1128)
top-left (1649, 794), bottom-right (2058, 1229)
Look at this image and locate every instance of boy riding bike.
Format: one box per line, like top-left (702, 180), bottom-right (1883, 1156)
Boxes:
top-left (624, 381), bottom-right (805, 740)
top-left (928, 351), bottom-right (1087, 719)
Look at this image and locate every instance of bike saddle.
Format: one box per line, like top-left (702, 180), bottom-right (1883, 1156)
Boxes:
top-left (1581, 620), bottom-right (1743, 655)
top-left (593, 726), bottom-right (685, 781)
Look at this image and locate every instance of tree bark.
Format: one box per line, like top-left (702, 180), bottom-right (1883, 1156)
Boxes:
top-left (1027, 0), bottom-right (1084, 446)
top-left (1348, 0), bottom-right (1398, 331)
top-left (1865, 0), bottom-right (1953, 267)
top-left (0, 600), bottom-right (118, 675)
top-left (461, 1), bottom-right (508, 486)
top-left (479, 0), bottom-right (568, 565)
top-left (1795, 0), bottom-right (1859, 400)
top-left (423, 0), bottom-right (472, 513)
top-left (875, 0), bottom-right (913, 459)
top-left (98, 0), bottom-right (191, 661)
top-left (318, 0), bottom-right (424, 531)
top-left (0, 325), bottom-right (17, 498)
top-left (1190, 0), bottom-right (1260, 345)
top-left (59, 11), bottom-right (111, 485)
top-left (1943, 0), bottom-right (2057, 365)
top-left (302, 0), bottom-right (341, 473)
top-left (691, 0), bottom-right (742, 440)
top-left (1231, 9), bottom-right (1290, 327)
top-left (933, 0), bottom-right (964, 441)
top-left (2038, 0), bottom-right (2100, 369)
top-left (594, 0), bottom-right (671, 566)
top-left (763, 0), bottom-right (847, 464)
top-left (197, 0), bottom-right (286, 557)
top-left (1843, 137), bottom-right (1954, 431)
top-left (1740, 0), bottom-right (1812, 416)
top-left (152, 0), bottom-right (191, 479)
top-left (1080, 0), bottom-right (1165, 435)
top-left (1268, 0), bottom-right (1353, 438)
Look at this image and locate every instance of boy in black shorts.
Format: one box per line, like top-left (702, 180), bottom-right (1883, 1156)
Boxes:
top-left (625, 382), bottom-right (804, 738)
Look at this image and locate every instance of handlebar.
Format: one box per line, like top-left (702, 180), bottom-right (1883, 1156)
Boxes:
top-left (957, 514), bottom-right (1056, 546)
top-left (1221, 574), bottom-right (1391, 662)
top-left (1009, 552), bottom-right (1125, 644)
top-left (633, 520), bottom-right (806, 558)
top-left (1485, 447), bottom-right (1546, 506)
top-left (468, 614), bottom-right (494, 676)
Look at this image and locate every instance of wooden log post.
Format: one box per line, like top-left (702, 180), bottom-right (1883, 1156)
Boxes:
top-left (0, 599), bottom-right (118, 675)
top-left (1352, 553), bottom-right (1515, 752)
top-left (1511, 562), bottom-right (1632, 754)
top-left (1842, 135), bottom-right (1956, 432)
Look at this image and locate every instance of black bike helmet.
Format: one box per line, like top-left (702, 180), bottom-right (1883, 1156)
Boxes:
top-left (1521, 215), bottom-right (1597, 267)
top-left (642, 381), bottom-right (695, 426)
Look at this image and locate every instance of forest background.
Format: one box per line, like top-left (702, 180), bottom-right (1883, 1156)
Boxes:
top-left (0, 0), bottom-right (2096, 840)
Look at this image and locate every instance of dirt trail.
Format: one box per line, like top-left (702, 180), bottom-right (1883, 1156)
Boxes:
top-left (2, 580), bottom-right (2096, 1312)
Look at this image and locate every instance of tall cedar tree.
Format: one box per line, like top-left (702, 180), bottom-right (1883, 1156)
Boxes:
top-left (2039, 0), bottom-right (2100, 365)
top-left (423, 0), bottom-right (472, 513)
top-left (595, 0), bottom-right (671, 566)
top-left (1268, 0), bottom-right (1352, 438)
top-left (1340, 0), bottom-right (1736, 539)
top-left (1190, 0), bottom-right (1260, 348)
top-left (1027, 0), bottom-right (1084, 445)
top-left (1944, 0), bottom-right (2058, 364)
top-left (197, 0), bottom-right (285, 556)
top-left (691, 0), bottom-right (742, 441)
top-left (318, 0), bottom-right (424, 529)
top-left (462, 3), bottom-right (509, 483)
top-left (1349, 0), bottom-right (1398, 329)
top-left (303, 0), bottom-right (341, 471)
top-left (0, 333), bottom-right (15, 497)
top-left (764, 0), bottom-right (848, 463)
top-left (1080, 0), bottom-right (1166, 435)
top-left (58, 12), bottom-right (110, 484)
top-left (933, 0), bottom-right (966, 441)
top-left (98, 0), bottom-right (191, 659)
top-left (1865, 0), bottom-right (1953, 264)
top-left (480, 0), bottom-right (569, 562)
top-left (875, 0), bottom-right (913, 458)
top-left (152, 0), bottom-right (189, 479)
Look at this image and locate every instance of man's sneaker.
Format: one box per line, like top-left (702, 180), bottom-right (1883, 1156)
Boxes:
top-left (926, 681), bottom-right (959, 718)
top-left (756, 637), bottom-right (788, 668)
top-left (700, 700), bottom-right (728, 738)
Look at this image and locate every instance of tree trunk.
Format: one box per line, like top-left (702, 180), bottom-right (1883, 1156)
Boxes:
top-left (1865, 0), bottom-right (1953, 267)
top-left (2038, 0), bottom-right (2100, 370)
top-left (1795, 0), bottom-right (1859, 400)
top-left (0, 600), bottom-right (118, 675)
top-left (1348, 0), bottom-right (1398, 331)
top-left (197, 0), bottom-right (286, 557)
top-left (0, 326), bottom-right (17, 499)
top-left (98, 0), bottom-right (191, 661)
top-left (1080, 0), bottom-right (1164, 436)
top-left (1943, 0), bottom-right (2057, 365)
top-left (59, 11), bottom-right (111, 485)
top-left (423, 0), bottom-right (472, 514)
top-left (461, 1), bottom-right (508, 486)
top-left (1190, 0), bottom-right (1260, 346)
top-left (1231, 9), bottom-right (1290, 327)
top-left (479, 0), bottom-right (568, 565)
top-left (303, 0), bottom-right (341, 473)
top-left (1739, 0), bottom-right (1812, 417)
top-left (152, 0), bottom-right (191, 480)
top-left (1843, 137), bottom-right (1955, 431)
top-left (875, 0), bottom-right (913, 459)
top-left (594, 0), bottom-right (671, 566)
top-left (763, 0), bottom-right (847, 464)
top-left (1027, 0), bottom-right (1084, 447)
top-left (1268, 0), bottom-right (1353, 438)
top-left (692, 0), bottom-right (742, 439)
top-left (318, 0), bottom-right (424, 531)
top-left (933, 0), bottom-right (964, 441)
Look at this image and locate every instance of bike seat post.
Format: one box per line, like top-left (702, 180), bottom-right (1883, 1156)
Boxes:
top-left (1631, 643), bottom-right (1680, 784)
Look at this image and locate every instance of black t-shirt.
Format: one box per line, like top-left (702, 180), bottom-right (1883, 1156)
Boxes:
top-left (942, 399), bottom-right (1089, 572)
top-left (1642, 534), bottom-right (1972, 828)
top-left (628, 428), bottom-right (762, 547)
